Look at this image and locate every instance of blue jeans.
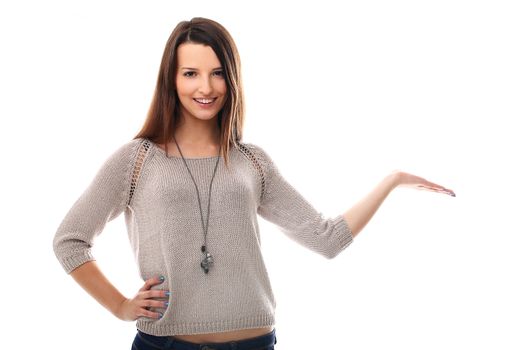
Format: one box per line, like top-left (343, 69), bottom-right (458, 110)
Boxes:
top-left (131, 329), bottom-right (277, 350)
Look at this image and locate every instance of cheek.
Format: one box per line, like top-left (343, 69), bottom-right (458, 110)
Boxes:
top-left (216, 81), bottom-right (228, 95)
top-left (175, 77), bottom-right (193, 97)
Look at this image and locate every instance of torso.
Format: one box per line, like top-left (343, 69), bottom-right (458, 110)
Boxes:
top-left (154, 140), bottom-right (273, 343)
top-left (151, 139), bottom-right (273, 343)
top-left (170, 326), bottom-right (274, 343)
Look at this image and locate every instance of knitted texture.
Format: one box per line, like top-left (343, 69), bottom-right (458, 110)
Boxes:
top-left (53, 137), bottom-right (353, 336)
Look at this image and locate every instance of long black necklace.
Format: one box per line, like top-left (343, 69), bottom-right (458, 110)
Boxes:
top-left (174, 138), bottom-right (221, 274)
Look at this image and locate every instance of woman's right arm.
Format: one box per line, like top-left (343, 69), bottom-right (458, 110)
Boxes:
top-left (53, 139), bottom-right (168, 320)
top-left (70, 261), bottom-right (168, 321)
top-left (52, 140), bottom-right (139, 273)
top-left (70, 261), bottom-right (126, 318)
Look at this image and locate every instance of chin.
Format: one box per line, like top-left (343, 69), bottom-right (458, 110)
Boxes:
top-left (192, 111), bottom-right (220, 120)
top-left (189, 115), bottom-right (219, 123)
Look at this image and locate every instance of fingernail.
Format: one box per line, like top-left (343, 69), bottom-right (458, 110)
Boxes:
top-left (158, 313), bottom-right (163, 319)
top-left (165, 301), bottom-right (169, 307)
top-left (159, 275), bottom-right (165, 282)
top-left (165, 291), bottom-right (171, 297)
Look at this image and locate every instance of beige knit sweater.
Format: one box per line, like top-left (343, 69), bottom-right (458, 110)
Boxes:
top-left (53, 137), bottom-right (353, 336)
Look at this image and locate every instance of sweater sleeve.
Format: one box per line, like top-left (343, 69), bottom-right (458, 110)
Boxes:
top-left (52, 138), bottom-right (141, 273)
top-left (251, 144), bottom-right (354, 259)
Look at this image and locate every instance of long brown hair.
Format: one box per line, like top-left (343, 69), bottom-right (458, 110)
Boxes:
top-left (134, 17), bottom-right (245, 167)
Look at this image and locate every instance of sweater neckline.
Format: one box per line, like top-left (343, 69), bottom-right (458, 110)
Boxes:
top-left (150, 140), bottom-right (222, 160)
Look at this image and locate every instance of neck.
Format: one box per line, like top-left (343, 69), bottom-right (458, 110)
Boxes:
top-left (174, 118), bottom-right (221, 147)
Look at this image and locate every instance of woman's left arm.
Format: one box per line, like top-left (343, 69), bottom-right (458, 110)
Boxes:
top-left (342, 171), bottom-right (456, 238)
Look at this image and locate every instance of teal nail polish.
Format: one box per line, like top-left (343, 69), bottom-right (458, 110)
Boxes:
top-left (165, 301), bottom-right (169, 307)
top-left (158, 313), bottom-right (163, 319)
top-left (159, 275), bottom-right (165, 282)
top-left (165, 291), bottom-right (171, 297)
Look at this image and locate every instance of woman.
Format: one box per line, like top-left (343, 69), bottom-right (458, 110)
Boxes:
top-left (53, 17), bottom-right (455, 350)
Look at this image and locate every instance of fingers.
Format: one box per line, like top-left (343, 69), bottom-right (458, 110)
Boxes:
top-left (420, 178), bottom-right (441, 188)
top-left (140, 298), bottom-right (168, 309)
top-left (417, 184), bottom-right (456, 197)
top-left (136, 275), bottom-right (170, 319)
top-left (396, 172), bottom-right (455, 197)
top-left (405, 174), bottom-right (454, 197)
top-left (139, 275), bottom-right (165, 292)
top-left (117, 276), bottom-right (171, 321)
top-left (137, 307), bottom-right (163, 320)
top-left (132, 290), bottom-right (170, 320)
top-left (140, 289), bottom-right (170, 299)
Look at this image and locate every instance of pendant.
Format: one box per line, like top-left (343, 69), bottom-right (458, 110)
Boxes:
top-left (200, 251), bottom-right (214, 274)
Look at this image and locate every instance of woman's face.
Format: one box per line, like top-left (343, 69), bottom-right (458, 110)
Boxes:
top-left (175, 42), bottom-right (227, 125)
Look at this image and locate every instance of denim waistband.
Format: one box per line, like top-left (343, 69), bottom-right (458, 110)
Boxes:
top-left (136, 329), bottom-right (277, 350)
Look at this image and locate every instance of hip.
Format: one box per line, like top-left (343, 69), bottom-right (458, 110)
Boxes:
top-left (132, 328), bottom-right (277, 350)
top-left (170, 326), bottom-right (275, 343)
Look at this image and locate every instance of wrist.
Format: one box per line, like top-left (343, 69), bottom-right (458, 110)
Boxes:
top-left (111, 296), bottom-right (128, 318)
top-left (385, 171), bottom-right (401, 191)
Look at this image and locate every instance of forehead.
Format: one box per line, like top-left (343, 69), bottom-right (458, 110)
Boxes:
top-left (177, 43), bottom-right (221, 69)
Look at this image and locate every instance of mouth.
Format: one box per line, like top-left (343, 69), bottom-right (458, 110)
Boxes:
top-left (193, 97), bottom-right (218, 105)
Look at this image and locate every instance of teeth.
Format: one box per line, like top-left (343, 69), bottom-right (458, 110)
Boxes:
top-left (195, 98), bottom-right (215, 104)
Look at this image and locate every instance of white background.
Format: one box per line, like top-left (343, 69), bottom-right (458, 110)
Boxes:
top-left (1, 0), bottom-right (524, 349)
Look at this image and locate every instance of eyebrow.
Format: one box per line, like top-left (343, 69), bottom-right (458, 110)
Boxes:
top-left (180, 66), bottom-right (223, 70)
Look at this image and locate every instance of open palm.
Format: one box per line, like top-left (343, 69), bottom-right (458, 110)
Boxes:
top-left (395, 171), bottom-right (456, 197)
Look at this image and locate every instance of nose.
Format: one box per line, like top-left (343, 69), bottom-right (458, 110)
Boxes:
top-left (198, 76), bottom-right (213, 95)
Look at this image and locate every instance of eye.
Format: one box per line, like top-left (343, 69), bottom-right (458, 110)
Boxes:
top-left (183, 71), bottom-right (196, 77)
top-left (213, 70), bottom-right (224, 77)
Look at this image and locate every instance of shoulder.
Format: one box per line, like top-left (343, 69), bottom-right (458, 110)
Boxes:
top-left (236, 141), bottom-right (269, 161)
top-left (235, 141), bottom-right (277, 176)
top-left (236, 141), bottom-right (272, 158)
top-left (107, 138), bottom-right (146, 160)
top-left (117, 137), bottom-right (156, 156)
top-left (97, 138), bottom-right (149, 173)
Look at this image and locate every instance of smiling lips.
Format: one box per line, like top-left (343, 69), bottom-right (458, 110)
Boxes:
top-left (193, 98), bottom-right (217, 105)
